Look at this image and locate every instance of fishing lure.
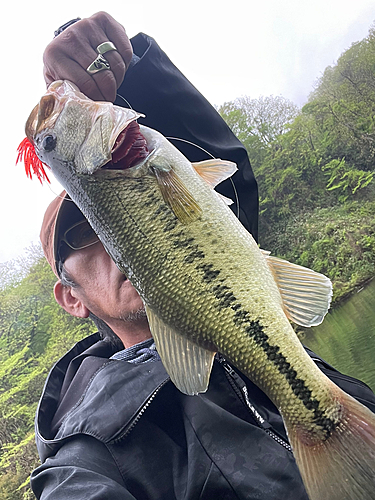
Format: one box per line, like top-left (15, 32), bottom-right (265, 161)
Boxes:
top-left (17, 137), bottom-right (50, 184)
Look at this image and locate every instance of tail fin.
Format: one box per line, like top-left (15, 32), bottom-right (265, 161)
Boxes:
top-left (286, 389), bottom-right (375, 500)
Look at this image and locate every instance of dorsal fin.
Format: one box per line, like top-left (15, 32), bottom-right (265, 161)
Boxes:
top-left (192, 159), bottom-right (237, 205)
top-left (192, 159), bottom-right (238, 188)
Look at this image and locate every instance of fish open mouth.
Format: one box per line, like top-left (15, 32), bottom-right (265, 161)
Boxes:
top-left (104, 121), bottom-right (149, 170)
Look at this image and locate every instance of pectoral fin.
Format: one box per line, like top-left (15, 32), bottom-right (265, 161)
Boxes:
top-left (145, 305), bottom-right (216, 395)
top-left (262, 251), bottom-right (333, 327)
top-left (153, 167), bottom-right (202, 224)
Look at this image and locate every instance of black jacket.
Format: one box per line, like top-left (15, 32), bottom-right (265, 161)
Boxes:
top-left (31, 333), bottom-right (375, 499)
top-left (116, 33), bottom-right (259, 241)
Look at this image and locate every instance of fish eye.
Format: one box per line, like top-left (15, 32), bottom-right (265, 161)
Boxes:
top-left (42, 135), bottom-right (56, 152)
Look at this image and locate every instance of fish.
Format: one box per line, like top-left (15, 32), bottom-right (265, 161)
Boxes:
top-left (18, 80), bottom-right (375, 500)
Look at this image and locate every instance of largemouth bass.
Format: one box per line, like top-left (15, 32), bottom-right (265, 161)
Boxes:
top-left (19, 80), bottom-right (375, 500)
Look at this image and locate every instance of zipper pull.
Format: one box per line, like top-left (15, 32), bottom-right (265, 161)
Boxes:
top-left (217, 356), bottom-right (293, 452)
top-left (217, 355), bottom-right (270, 428)
top-left (221, 360), bottom-right (236, 378)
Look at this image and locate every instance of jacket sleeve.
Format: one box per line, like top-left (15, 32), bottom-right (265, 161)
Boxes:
top-left (305, 347), bottom-right (375, 413)
top-left (31, 435), bottom-right (136, 500)
top-left (116, 33), bottom-right (259, 241)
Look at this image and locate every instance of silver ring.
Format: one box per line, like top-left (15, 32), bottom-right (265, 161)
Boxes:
top-left (96, 41), bottom-right (117, 55)
top-left (87, 42), bottom-right (118, 75)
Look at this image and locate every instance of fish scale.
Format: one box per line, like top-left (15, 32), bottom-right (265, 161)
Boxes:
top-left (70, 154), bottom-right (338, 438)
top-left (23, 80), bottom-right (375, 500)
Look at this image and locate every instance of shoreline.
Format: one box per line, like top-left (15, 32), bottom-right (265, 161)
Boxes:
top-left (331, 275), bottom-right (374, 308)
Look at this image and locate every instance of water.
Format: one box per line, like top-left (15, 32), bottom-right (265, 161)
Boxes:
top-left (303, 279), bottom-right (375, 391)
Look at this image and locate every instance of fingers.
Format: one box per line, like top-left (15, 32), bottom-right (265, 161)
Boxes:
top-left (43, 11), bottom-right (133, 102)
top-left (94, 12), bottom-right (133, 73)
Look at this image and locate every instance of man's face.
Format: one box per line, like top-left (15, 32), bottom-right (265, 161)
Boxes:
top-left (63, 240), bottom-right (146, 332)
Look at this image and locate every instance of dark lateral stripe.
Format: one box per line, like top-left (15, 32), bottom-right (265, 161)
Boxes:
top-left (153, 204), bottom-right (172, 220)
top-left (166, 226), bottom-right (336, 434)
top-left (130, 181), bottom-right (149, 193)
top-left (168, 230), bottom-right (336, 434)
top-left (184, 250), bottom-right (205, 263)
top-left (196, 263), bottom-right (220, 282)
top-left (163, 220), bottom-right (178, 232)
top-left (211, 283), bottom-right (237, 307)
top-left (173, 236), bottom-right (194, 248)
top-left (148, 199), bottom-right (179, 232)
top-left (170, 231), bottom-right (206, 264)
top-left (233, 313), bottom-right (337, 436)
top-left (204, 275), bottom-right (336, 435)
top-left (143, 192), bottom-right (159, 207)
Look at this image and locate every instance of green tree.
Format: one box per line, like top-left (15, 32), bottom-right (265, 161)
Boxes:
top-left (218, 95), bottom-right (299, 173)
top-left (304, 23), bottom-right (375, 173)
top-left (0, 249), bottom-right (96, 499)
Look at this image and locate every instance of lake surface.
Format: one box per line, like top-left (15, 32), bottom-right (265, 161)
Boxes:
top-left (303, 278), bottom-right (375, 391)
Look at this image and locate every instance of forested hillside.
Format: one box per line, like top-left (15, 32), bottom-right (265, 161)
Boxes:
top-left (219, 22), bottom-right (375, 300)
top-left (0, 249), bottom-right (95, 499)
top-left (1, 22), bottom-right (375, 500)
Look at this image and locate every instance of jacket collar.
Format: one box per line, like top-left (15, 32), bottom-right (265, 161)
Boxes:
top-left (35, 333), bottom-right (169, 461)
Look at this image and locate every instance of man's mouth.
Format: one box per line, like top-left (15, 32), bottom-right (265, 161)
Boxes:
top-left (104, 121), bottom-right (149, 170)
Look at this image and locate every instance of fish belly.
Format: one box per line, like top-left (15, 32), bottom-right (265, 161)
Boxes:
top-left (71, 166), bottom-right (330, 420)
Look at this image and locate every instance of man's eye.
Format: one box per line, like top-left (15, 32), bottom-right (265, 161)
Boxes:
top-left (42, 135), bottom-right (56, 152)
top-left (76, 226), bottom-right (96, 245)
top-left (80, 228), bottom-right (93, 241)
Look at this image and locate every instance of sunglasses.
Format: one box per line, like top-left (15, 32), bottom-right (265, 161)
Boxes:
top-left (61, 220), bottom-right (100, 251)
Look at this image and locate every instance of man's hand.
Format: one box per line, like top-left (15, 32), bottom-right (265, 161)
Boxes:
top-left (43, 12), bottom-right (133, 102)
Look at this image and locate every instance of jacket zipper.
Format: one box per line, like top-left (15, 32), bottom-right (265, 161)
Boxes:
top-left (112, 360), bottom-right (293, 453)
top-left (111, 378), bottom-right (169, 443)
top-left (218, 356), bottom-right (293, 453)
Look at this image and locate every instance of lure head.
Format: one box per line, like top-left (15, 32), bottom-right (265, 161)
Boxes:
top-left (19, 80), bottom-right (146, 185)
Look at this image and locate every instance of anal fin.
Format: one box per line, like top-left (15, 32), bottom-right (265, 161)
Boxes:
top-left (262, 250), bottom-right (333, 327)
top-left (145, 305), bottom-right (216, 395)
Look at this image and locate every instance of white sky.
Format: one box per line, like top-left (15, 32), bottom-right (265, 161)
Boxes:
top-left (1, 0), bottom-right (374, 264)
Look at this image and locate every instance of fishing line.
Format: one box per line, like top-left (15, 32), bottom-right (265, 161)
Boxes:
top-left (46, 183), bottom-right (74, 202)
top-left (45, 130), bottom-right (242, 220)
top-left (116, 94), bottom-right (134, 109)
top-left (166, 136), bottom-right (240, 220)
